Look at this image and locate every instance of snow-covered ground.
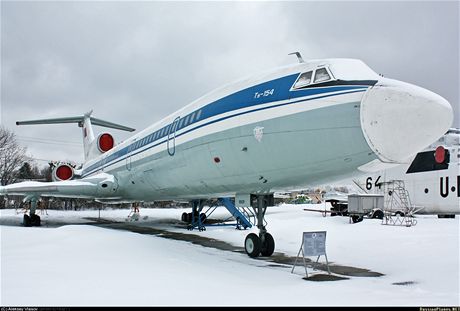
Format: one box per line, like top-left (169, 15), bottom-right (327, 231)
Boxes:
top-left (1, 204), bottom-right (459, 306)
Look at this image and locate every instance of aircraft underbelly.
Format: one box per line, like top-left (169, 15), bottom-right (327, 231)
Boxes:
top-left (115, 101), bottom-right (376, 200)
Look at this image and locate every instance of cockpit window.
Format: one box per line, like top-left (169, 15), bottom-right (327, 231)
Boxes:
top-left (314, 68), bottom-right (331, 83)
top-left (293, 71), bottom-right (312, 88)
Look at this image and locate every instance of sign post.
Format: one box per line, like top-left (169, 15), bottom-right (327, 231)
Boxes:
top-left (291, 231), bottom-right (330, 277)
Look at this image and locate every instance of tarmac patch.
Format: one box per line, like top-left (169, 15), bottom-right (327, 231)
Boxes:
top-left (0, 215), bottom-right (386, 278)
top-left (84, 217), bottom-right (385, 279)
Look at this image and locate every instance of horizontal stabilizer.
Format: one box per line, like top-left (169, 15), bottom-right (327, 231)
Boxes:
top-left (16, 111), bottom-right (134, 161)
top-left (16, 115), bottom-right (135, 132)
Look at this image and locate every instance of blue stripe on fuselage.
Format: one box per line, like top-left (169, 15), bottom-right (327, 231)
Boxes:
top-left (81, 74), bottom-right (368, 177)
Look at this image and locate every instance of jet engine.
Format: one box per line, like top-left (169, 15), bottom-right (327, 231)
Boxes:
top-left (52, 163), bottom-right (74, 181)
top-left (97, 133), bottom-right (114, 153)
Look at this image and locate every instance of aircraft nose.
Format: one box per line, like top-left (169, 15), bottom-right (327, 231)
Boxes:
top-left (360, 79), bottom-right (453, 163)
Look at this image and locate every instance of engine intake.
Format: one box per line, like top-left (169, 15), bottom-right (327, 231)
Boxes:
top-left (98, 133), bottom-right (114, 153)
top-left (53, 164), bottom-right (74, 181)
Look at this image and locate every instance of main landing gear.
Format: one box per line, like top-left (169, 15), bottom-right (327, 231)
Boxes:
top-left (182, 200), bottom-right (207, 231)
top-left (23, 197), bottom-right (41, 227)
top-left (244, 194), bottom-right (275, 258)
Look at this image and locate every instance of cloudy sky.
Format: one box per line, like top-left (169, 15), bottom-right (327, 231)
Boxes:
top-left (1, 1), bottom-right (459, 166)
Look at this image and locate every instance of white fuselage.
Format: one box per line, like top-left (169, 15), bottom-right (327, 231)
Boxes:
top-left (354, 130), bottom-right (460, 215)
top-left (1, 58), bottom-right (453, 203)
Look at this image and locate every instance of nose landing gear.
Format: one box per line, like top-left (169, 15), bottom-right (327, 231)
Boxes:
top-left (244, 194), bottom-right (275, 258)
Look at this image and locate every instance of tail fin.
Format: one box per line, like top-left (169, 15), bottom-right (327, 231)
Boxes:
top-left (16, 110), bottom-right (135, 161)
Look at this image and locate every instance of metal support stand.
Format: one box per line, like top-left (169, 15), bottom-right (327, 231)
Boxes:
top-left (188, 200), bottom-right (206, 231)
top-left (292, 246), bottom-right (309, 277)
top-left (382, 180), bottom-right (417, 227)
top-left (291, 231), bottom-right (330, 277)
top-left (219, 197), bottom-right (253, 229)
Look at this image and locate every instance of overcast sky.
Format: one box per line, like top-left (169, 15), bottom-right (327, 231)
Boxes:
top-left (1, 1), bottom-right (459, 166)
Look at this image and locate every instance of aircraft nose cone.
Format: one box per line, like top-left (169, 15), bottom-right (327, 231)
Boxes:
top-left (360, 80), bottom-right (453, 163)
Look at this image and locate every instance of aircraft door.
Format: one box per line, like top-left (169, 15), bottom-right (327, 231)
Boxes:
top-left (126, 139), bottom-right (136, 171)
top-left (167, 116), bottom-right (180, 156)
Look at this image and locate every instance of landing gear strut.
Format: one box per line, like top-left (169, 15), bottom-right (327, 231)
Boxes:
top-left (184, 200), bottom-right (206, 232)
top-left (23, 197), bottom-right (41, 227)
top-left (244, 194), bottom-right (275, 258)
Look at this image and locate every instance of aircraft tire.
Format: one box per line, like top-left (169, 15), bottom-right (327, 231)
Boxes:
top-left (372, 210), bottom-right (384, 219)
top-left (438, 214), bottom-right (455, 219)
top-left (181, 212), bottom-right (187, 222)
top-left (351, 215), bottom-right (363, 223)
top-left (30, 214), bottom-right (41, 226)
top-left (245, 233), bottom-right (262, 258)
top-left (261, 233), bottom-right (275, 257)
top-left (23, 214), bottom-right (31, 227)
top-left (395, 211), bottom-right (405, 217)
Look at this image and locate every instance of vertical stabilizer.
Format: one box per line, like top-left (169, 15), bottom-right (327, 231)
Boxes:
top-left (81, 110), bottom-right (95, 160)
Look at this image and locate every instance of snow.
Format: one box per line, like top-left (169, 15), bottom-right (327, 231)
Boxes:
top-left (1, 204), bottom-right (459, 306)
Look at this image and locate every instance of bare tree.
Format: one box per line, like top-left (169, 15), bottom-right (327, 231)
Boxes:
top-left (39, 164), bottom-right (52, 182)
top-left (0, 126), bottom-right (26, 186)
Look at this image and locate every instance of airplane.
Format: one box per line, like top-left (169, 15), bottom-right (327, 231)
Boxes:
top-left (0, 55), bottom-right (454, 258)
top-left (353, 128), bottom-right (460, 218)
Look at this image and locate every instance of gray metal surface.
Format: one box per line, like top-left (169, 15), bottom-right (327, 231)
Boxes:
top-left (348, 194), bottom-right (384, 215)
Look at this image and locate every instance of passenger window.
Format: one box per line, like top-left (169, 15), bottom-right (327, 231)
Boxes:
top-left (196, 110), bottom-right (202, 121)
top-left (184, 114), bottom-right (190, 126)
top-left (294, 71), bottom-right (312, 88)
top-left (314, 68), bottom-right (331, 83)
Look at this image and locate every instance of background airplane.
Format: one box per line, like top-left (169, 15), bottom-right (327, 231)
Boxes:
top-left (353, 128), bottom-right (460, 218)
top-left (0, 57), bottom-right (453, 257)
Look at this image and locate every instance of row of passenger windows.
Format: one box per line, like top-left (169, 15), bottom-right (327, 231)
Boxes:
top-left (89, 109), bottom-right (204, 172)
top-left (130, 109), bottom-right (203, 151)
top-left (293, 67), bottom-right (332, 89)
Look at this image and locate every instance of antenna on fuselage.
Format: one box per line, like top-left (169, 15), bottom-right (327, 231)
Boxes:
top-left (288, 52), bottom-right (305, 63)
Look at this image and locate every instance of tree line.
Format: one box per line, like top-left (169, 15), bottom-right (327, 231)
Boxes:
top-left (0, 126), bottom-right (65, 209)
top-left (0, 126), bottom-right (51, 185)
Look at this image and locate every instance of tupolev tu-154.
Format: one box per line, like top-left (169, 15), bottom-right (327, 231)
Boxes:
top-left (1, 56), bottom-right (453, 257)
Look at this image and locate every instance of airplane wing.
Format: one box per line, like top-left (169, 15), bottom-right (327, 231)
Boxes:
top-left (0, 173), bottom-right (121, 200)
